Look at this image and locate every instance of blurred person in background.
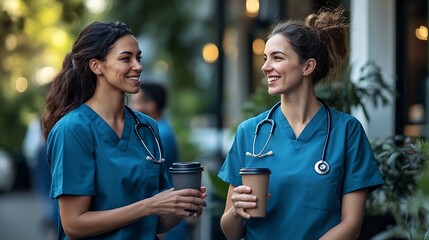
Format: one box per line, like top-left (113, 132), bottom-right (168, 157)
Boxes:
top-left (132, 82), bottom-right (190, 240)
top-left (23, 116), bottom-right (57, 239)
top-left (41, 21), bottom-right (207, 240)
top-left (218, 7), bottom-right (383, 240)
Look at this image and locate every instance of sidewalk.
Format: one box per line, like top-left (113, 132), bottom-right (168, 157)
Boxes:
top-left (0, 191), bottom-right (53, 240)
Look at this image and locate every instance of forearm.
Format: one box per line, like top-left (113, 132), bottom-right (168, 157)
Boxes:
top-left (220, 207), bottom-right (245, 240)
top-left (62, 198), bottom-right (154, 239)
top-left (320, 189), bottom-right (367, 240)
top-left (319, 219), bottom-right (362, 240)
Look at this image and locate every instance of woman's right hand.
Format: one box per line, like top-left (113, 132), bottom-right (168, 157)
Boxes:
top-left (230, 185), bottom-right (257, 219)
top-left (148, 188), bottom-right (206, 217)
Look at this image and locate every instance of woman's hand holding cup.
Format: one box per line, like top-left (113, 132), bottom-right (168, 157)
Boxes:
top-left (231, 185), bottom-right (257, 219)
top-left (150, 187), bottom-right (207, 218)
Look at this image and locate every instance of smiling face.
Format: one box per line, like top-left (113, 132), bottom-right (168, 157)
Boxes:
top-left (91, 34), bottom-right (143, 95)
top-left (261, 34), bottom-right (308, 96)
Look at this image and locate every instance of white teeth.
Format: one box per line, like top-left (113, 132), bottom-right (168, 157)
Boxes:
top-left (269, 77), bottom-right (279, 81)
top-left (128, 77), bottom-right (140, 81)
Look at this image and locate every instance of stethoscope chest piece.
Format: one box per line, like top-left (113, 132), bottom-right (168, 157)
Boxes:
top-left (314, 160), bottom-right (330, 175)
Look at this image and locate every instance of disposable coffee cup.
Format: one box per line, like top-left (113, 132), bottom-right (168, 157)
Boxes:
top-left (169, 162), bottom-right (204, 191)
top-left (239, 168), bottom-right (271, 218)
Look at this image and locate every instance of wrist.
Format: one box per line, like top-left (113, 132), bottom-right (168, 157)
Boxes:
top-left (139, 197), bottom-right (154, 216)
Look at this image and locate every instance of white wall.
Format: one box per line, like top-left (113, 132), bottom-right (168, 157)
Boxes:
top-left (351, 0), bottom-right (396, 140)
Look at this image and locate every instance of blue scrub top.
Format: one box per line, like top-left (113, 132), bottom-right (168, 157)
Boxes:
top-left (48, 104), bottom-right (169, 240)
top-left (218, 104), bottom-right (384, 240)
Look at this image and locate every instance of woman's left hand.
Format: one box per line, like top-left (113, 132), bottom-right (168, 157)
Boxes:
top-left (191, 186), bottom-right (208, 218)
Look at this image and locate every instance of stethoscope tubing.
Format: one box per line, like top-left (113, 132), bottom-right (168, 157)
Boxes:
top-left (246, 97), bottom-right (331, 175)
top-left (125, 106), bottom-right (165, 163)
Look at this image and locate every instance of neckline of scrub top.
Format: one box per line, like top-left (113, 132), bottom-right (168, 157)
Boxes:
top-left (275, 105), bottom-right (326, 151)
top-left (81, 104), bottom-right (132, 152)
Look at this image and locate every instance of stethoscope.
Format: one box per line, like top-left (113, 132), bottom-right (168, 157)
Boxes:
top-left (125, 105), bottom-right (165, 163)
top-left (245, 97), bottom-right (331, 175)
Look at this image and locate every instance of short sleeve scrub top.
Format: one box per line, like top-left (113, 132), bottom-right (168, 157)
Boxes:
top-left (218, 104), bottom-right (384, 240)
top-left (48, 104), bottom-right (169, 240)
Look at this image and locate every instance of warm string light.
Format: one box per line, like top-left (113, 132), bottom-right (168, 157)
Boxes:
top-left (415, 25), bottom-right (428, 41)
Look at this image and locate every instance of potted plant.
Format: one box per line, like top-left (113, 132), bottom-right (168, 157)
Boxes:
top-left (366, 137), bottom-right (429, 240)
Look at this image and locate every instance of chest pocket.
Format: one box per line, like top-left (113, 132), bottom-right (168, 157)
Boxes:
top-left (302, 169), bottom-right (342, 211)
top-left (144, 160), bottom-right (161, 196)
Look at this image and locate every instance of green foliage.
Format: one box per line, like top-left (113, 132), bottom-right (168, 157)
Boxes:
top-left (367, 136), bottom-right (429, 239)
top-left (417, 140), bottom-right (429, 196)
top-left (0, 0), bottom-right (89, 154)
top-left (207, 169), bottom-right (228, 201)
top-left (315, 61), bottom-right (394, 121)
top-left (242, 79), bottom-right (279, 119)
top-left (0, 83), bottom-right (46, 152)
top-left (207, 169), bottom-right (229, 216)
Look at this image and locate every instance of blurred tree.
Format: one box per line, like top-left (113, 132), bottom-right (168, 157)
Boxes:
top-left (0, 0), bottom-right (88, 154)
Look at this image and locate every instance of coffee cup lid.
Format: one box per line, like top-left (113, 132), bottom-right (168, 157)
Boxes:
top-left (239, 168), bottom-right (271, 175)
top-left (169, 162), bottom-right (204, 173)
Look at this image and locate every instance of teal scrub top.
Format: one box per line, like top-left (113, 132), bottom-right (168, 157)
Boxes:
top-left (48, 104), bottom-right (169, 240)
top-left (218, 104), bottom-right (384, 240)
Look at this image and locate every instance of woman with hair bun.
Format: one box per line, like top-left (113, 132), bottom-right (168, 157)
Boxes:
top-left (218, 7), bottom-right (383, 239)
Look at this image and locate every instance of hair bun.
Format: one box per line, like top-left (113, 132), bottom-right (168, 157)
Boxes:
top-left (305, 14), bottom-right (319, 28)
top-left (304, 7), bottom-right (349, 80)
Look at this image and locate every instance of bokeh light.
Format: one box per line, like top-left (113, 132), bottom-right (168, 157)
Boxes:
top-left (246, 0), bottom-right (259, 17)
top-left (50, 28), bottom-right (69, 48)
top-left (252, 38), bottom-right (265, 55)
top-left (416, 25), bottom-right (428, 40)
top-left (85, 0), bottom-right (109, 14)
top-left (153, 60), bottom-right (169, 75)
top-left (202, 43), bottom-right (219, 63)
top-left (5, 34), bottom-right (18, 51)
top-left (2, 0), bottom-right (22, 19)
top-left (36, 66), bottom-right (56, 85)
top-left (15, 77), bottom-right (28, 93)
